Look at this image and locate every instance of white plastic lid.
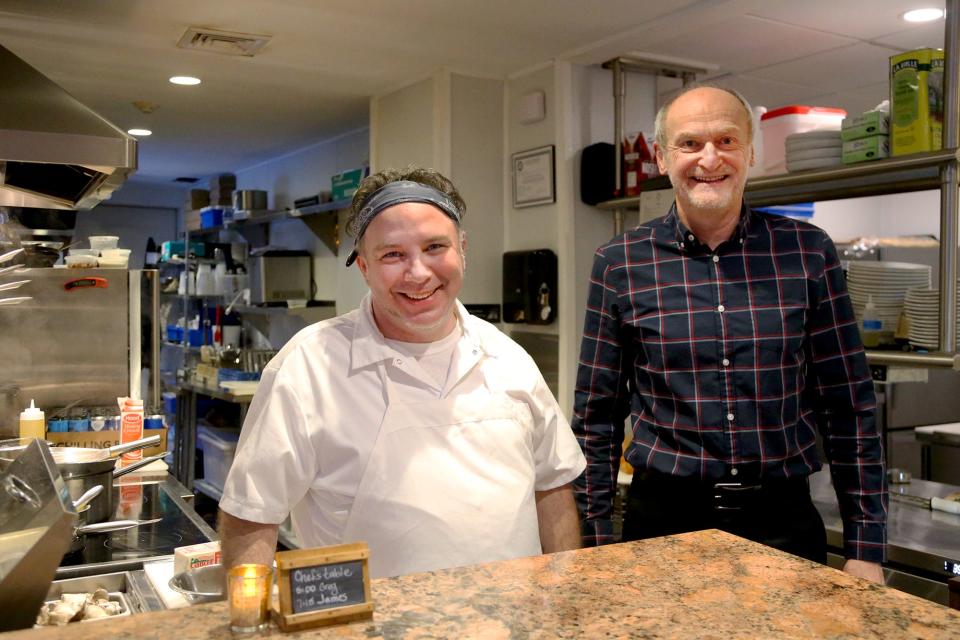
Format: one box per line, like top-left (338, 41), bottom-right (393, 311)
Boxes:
top-left (20, 399), bottom-right (44, 420)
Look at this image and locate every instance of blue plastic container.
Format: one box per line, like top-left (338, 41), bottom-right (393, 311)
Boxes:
top-left (188, 328), bottom-right (204, 347)
top-left (68, 418), bottom-right (90, 432)
top-left (200, 207), bottom-right (224, 229)
top-left (166, 325), bottom-right (184, 342)
top-left (162, 392), bottom-right (177, 416)
top-left (48, 418), bottom-right (69, 433)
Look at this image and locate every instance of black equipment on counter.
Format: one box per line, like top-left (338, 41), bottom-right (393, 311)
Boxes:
top-left (503, 249), bottom-right (556, 325)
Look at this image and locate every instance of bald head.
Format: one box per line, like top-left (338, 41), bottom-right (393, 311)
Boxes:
top-left (655, 85), bottom-right (754, 150)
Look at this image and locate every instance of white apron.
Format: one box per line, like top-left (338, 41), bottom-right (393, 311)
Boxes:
top-left (341, 356), bottom-right (542, 578)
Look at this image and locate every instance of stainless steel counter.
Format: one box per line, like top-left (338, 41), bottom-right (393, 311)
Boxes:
top-left (811, 466), bottom-right (960, 604)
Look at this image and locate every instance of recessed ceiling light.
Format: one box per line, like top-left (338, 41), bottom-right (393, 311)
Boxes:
top-left (169, 75), bottom-right (202, 86)
top-left (902, 8), bottom-right (945, 22)
top-left (127, 128), bottom-right (152, 136)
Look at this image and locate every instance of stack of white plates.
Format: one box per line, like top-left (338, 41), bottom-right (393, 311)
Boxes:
top-left (903, 287), bottom-right (960, 349)
top-left (785, 130), bottom-right (843, 172)
top-left (846, 261), bottom-right (932, 333)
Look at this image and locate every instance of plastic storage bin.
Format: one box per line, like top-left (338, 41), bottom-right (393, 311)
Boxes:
top-left (196, 426), bottom-right (241, 491)
top-left (760, 105), bottom-right (846, 176)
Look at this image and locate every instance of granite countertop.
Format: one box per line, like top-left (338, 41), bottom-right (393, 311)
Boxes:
top-left (7, 529), bottom-right (960, 639)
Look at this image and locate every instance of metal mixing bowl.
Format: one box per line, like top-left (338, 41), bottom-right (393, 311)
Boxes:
top-left (168, 564), bottom-right (225, 604)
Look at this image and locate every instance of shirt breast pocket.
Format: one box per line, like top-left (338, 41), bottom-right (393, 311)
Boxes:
top-left (753, 303), bottom-right (808, 369)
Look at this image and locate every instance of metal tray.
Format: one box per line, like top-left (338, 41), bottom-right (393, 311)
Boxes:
top-left (35, 571), bottom-right (138, 625)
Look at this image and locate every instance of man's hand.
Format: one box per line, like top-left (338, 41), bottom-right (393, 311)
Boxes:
top-left (842, 559), bottom-right (885, 584)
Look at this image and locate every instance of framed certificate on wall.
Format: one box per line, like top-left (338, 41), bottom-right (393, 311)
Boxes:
top-left (512, 145), bottom-right (555, 208)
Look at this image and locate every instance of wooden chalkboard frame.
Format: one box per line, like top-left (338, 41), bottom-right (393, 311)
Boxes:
top-left (272, 541), bottom-right (374, 632)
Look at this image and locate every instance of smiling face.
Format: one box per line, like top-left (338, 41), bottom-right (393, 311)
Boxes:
top-left (355, 201), bottom-right (465, 343)
top-left (655, 87), bottom-right (754, 223)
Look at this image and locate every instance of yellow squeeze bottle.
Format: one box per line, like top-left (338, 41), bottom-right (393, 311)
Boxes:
top-left (19, 399), bottom-right (45, 439)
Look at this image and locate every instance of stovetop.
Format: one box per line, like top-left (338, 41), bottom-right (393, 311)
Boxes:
top-left (57, 474), bottom-right (214, 575)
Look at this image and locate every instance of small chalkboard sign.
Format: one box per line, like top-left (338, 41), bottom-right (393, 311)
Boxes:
top-left (273, 542), bottom-right (373, 632)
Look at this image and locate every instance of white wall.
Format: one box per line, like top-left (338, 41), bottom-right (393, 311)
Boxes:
top-left (371, 77), bottom-right (436, 171)
top-left (812, 190), bottom-right (940, 242)
top-left (451, 74), bottom-right (504, 305)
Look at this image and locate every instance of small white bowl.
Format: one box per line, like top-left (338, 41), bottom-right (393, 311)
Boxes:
top-left (88, 236), bottom-right (119, 252)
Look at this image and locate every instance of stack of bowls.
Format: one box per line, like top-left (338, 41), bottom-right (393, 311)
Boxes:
top-left (846, 261), bottom-right (932, 335)
top-left (785, 130), bottom-right (843, 172)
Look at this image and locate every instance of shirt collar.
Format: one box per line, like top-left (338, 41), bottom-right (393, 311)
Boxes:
top-left (350, 293), bottom-right (493, 370)
top-left (666, 200), bottom-right (755, 251)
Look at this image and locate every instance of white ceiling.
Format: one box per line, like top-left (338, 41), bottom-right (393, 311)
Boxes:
top-left (0, 0), bottom-right (948, 183)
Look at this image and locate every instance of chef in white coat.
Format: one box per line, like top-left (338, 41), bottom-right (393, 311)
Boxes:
top-left (219, 166), bottom-right (585, 578)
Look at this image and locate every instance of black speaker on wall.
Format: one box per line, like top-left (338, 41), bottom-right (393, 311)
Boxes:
top-left (580, 142), bottom-right (616, 205)
top-left (503, 249), bottom-right (557, 325)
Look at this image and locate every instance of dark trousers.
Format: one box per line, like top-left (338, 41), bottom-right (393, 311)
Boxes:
top-left (622, 470), bottom-right (827, 564)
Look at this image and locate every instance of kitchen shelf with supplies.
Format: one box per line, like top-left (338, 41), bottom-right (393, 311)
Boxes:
top-left (173, 382), bottom-right (254, 491)
top-left (596, 2), bottom-right (960, 368)
top-left (596, 149), bottom-right (957, 211)
top-left (184, 197), bottom-right (351, 253)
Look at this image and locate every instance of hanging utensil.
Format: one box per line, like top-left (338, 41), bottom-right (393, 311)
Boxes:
top-left (0, 247), bottom-right (24, 264)
top-left (0, 280), bottom-right (30, 293)
top-left (0, 297), bottom-right (32, 306)
top-left (0, 264), bottom-right (26, 278)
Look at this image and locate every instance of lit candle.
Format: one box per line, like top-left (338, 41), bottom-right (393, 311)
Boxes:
top-left (228, 564), bottom-right (271, 634)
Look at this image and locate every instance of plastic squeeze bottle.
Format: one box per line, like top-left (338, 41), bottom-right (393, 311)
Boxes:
top-left (861, 295), bottom-right (882, 348)
top-left (19, 399), bottom-right (45, 439)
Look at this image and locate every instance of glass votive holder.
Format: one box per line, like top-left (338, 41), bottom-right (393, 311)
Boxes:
top-left (228, 564), bottom-right (271, 634)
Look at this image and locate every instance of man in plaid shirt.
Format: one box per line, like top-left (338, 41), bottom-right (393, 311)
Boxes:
top-left (572, 85), bottom-right (886, 583)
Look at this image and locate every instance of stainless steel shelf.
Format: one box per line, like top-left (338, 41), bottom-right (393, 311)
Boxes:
top-left (596, 149), bottom-right (958, 211)
top-left (865, 350), bottom-right (960, 370)
top-left (178, 382), bottom-right (254, 404)
top-left (233, 302), bottom-right (335, 316)
top-left (292, 198), bottom-right (352, 215)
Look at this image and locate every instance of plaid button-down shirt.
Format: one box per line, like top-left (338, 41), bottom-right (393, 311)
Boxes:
top-left (572, 203), bottom-right (887, 563)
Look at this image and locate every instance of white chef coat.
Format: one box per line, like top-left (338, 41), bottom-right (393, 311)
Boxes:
top-left (219, 294), bottom-right (585, 552)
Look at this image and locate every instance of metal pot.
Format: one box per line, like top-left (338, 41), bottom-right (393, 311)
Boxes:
top-left (20, 241), bottom-right (61, 267)
top-left (58, 451), bottom-right (169, 524)
top-left (232, 189), bottom-right (267, 211)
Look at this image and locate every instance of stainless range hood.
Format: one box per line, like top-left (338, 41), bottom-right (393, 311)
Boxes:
top-left (0, 44), bottom-right (137, 210)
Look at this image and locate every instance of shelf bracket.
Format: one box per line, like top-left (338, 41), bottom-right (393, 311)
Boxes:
top-left (300, 212), bottom-right (340, 255)
top-left (234, 224), bottom-right (268, 246)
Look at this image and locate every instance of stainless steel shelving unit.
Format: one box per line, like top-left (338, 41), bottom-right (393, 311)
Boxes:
top-left (597, 0), bottom-right (960, 368)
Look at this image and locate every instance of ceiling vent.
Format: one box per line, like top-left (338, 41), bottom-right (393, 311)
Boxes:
top-left (177, 27), bottom-right (271, 57)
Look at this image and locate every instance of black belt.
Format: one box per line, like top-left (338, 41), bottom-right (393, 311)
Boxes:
top-left (630, 470), bottom-right (811, 512)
